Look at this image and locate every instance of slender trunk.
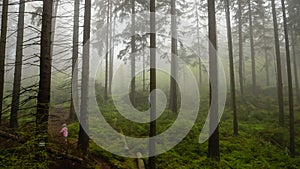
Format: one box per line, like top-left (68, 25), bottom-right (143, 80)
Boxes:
top-left (149, 0), bottom-right (156, 167)
top-left (169, 0), bottom-right (178, 113)
top-left (291, 30), bottom-right (299, 104)
top-left (104, 0), bottom-right (109, 100)
top-left (262, 5), bottom-right (270, 86)
top-left (0, 0), bottom-right (9, 123)
top-left (130, 0), bottom-right (136, 106)
top-left (108, 1), bottom-right (113, 95)
top-left (36, 0), bottom-right (53, 145)
top-left (69, 0), bottom-right (80, 122)
top-left (142, 39), bottom-right (146, 91)
top-left (248, 0), bottom-right (256, 95)
top-left (225, 0), bottom-right (238, 136)
top-left (238, 0), bottom-right (244, 96)
top-left (10, 0), bottom-right (25, 128)
top-left (77, 0), bottom-right (91, 154)
top-left (208, 0), bottom-right (220, 161)
top-left (271, 0), bottom-right (284, 126)
top-left (281, 0), bottom-right (295, 158)
top-left (195, 1), bottom-right (202, 85)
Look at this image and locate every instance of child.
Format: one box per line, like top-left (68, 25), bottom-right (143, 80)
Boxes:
top-left (60, 123), bottom-right (68, 145)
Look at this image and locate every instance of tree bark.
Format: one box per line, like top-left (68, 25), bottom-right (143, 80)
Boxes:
top-left (36, 0), bottom-right (53, 151)
top-left (148, 0), bottom-right (156, 168)
top-left (281, 0), bottom-right (295, 158)
top-left (291, 30), bottom-right (299, 104)
top-left (247, 0), bottom-right (256, 95)
top-left (108, 1), bottom-right (114, 95)
top-left (271, 0), bottom-right (284, 126)
top-left (10, 0), bottom-right (25, 128)
top-left (169, 0), bottom-right (178, 114)
top-left (69, 0), bottom-right (80, 122)
top-left (225, 0), bottom-right (238, 136)
top-left (77, 0), bottom-right (91, 154)
top-left (208, 0), bottom-right (220, 161)
top-left (237, 0), bottom-right (244, 96)
top-left (195, 1), bottom-right (202, 85)
top-left (104, 0), bottom-right (110, 100)
top-left (0, 0), bottom-right (9, 124)
top-left (130, 0), bottom-right (136, 106)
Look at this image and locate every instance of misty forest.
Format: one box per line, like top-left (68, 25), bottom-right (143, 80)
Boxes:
top-left (0, 0), bottom-right (300, 168)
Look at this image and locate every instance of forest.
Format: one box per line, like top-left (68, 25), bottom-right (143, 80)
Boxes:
top-left (0, 0), bottom-right (299, 168)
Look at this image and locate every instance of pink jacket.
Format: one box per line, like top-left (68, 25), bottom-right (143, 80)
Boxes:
top-left (60, 127), bottom-right (68, 138)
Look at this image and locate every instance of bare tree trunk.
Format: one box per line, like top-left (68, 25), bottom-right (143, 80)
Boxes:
top-left (208, 0), bottom-right (220, 161)
top-left (237, 0), bottom-right (244, 96)
top-left (0, 0), bottom-right (9, 124)
top-left (291, 30), bottom-right (299, 104)
top-left (77, 0), bottom-right (91, 154)
top-left (169, 0), bottom-right (178, 114)
top-left (271, 0), bottom-right (284, 126)
top-left (69, 0), bottom-right (80, 122)
top-left (130, 0), bottom-right (136, 106)
top-left (225, 0), bottom-right (238, 136)
top-left (148, 0), bottom-right (156, 168)
top-left (108, 2), bottom-right (114, 95)
top-left (281, 0), bottom-right (295, 158)
top-left (247, 0), bottom-right (256, 95)
top-left (104, 0), bottom-right (110, 100)
top-left (36, 0), bottom-right (53, 149)
top-left (195, 1), bottom-right (202, 85)
top-left (261, 3), bottom-right (270, 86)
top-left (10, 0), bottom-right (25, 128)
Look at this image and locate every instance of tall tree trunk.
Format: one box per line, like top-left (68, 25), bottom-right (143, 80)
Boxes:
top-left (77, 0), bottom-right (91, 154)
top-left (225, 0), bottom-right (238, 136)
top-left (281, 0), bottom-right (295, 158)
top-left (69, 0), bottom-right (80, 122)
top-left (237, 0), bottom-right (244, 96)
top-left (291, 30), bottom-right (299, 104)
top-left (0, 0), bottom-right (9, 124)
top-left (271, 0), bottom-right (284, 126)
top-left (10, 0), bottom-right (25, 128)
top-left (149, 0), bottom-right (156, 168)
top-left (130, 0), bottom-right (136, 106)
top-left (208, 0), bottom-right (220, 161)
top-left (108, 2), bottom-right (114, 95)
top-left (247, 0), bottom-right (256, 95)
top-left (261, 2), bottom-right (270, 86)
top-left (195, 1), bottom-right (202, 85)
top-left (169, 0), bottom-right (178, 113)
top-left (104, 0), bottom-right (109, 100)
top-left (36, 0), bottom-right (53, 147)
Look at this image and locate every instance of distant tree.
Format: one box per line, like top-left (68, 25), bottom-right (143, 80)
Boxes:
top-left (78, 0), bottom-right (91, 154)
top-left (237, 0), bottom-right (244, 96)
top-left (280, 0), bottom-right (295, 158)
top-left (271, 0), bottom-right (284, 126)
top-left (130, 0), bottom-right (136, 105)
top-left (207, 0), bottom-right (220, 161)
top-left (169, 0), bottom-right (178, 114)
top-left (0, 0), bottom-right (9, 124)
top-left (104, 0), bottom-right (110, 100)
top-left (10, 0), bottom-right (26, 128)
top-left (224, 0), bottom-right (238, 136)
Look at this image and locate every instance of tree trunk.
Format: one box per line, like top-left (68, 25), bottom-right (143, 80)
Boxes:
top-left (104, 0), bottom-right (110, 100)
top-left (291, 30), bottom-right (299, 104)
top-left (207, 0), bottom-right (220, 161)
top-left (271, 0), bottom-right (284, 126)
top-left (0, 0), bottom-right (9, 124)
top-left (69, 0), bottom-right (80, 122)
top-left (237, 0), bottom-right (244, 96)
top-left (10, 0), bottom-right (25, 128)
top-left (108, 2), bottom-right (114, 95)
top-left (77, 0), bottom-right (91, 154)
top-left (247, 0), bottom-right (256, 95)
top-left (225, 0), bottom-right (238, 136)
top-left (281, 0), bottom-right (295, 158)
top-left (262, 3), bottom-right (270, 86)
top-left (169, 0), bottom-right (178, 114)
top-left (195, 1), bottom-right (202, 85)
top-left (130, 0), bottom-right (136, 106)
top-left (36, 0), bottom-right (53, 150)
top-left (148, 0), bottom-right (156, 168)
